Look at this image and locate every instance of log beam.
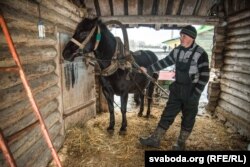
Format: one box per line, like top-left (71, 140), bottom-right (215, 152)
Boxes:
top-left (100, 15), bottom-right (220, 25)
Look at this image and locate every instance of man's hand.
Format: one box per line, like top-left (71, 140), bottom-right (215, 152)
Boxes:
top-left (140, 67), bottom-right (147, 73)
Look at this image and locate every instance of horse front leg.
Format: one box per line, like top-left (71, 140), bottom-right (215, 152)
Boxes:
top-left (107, 97), bottom-right (115, 133)
top-left (102, 87), bottom-right (115, 134)
top-left (137, 93), bottom-right (144, 117)
top-left (119, 93), bottom-right (128, 135)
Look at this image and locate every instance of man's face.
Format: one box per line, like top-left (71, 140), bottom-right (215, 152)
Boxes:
top-left (180, 33), bottom-right (194, 48)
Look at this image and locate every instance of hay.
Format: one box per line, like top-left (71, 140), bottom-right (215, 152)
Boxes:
top-left (49, 100), bottom-right (248, 167)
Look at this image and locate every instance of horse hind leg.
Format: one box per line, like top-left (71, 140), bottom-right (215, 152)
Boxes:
top-left (133, 92), bottom-right (140, 106)
top-left (146, 73), bottom-right (159, 118)
top-left (107, 105), bottom-right (115, 134)
top-left (137, 93), bottom-right (144, 117)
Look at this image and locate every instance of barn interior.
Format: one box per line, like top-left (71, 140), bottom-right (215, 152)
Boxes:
top-left (0, 0), bottom-right (249, 166)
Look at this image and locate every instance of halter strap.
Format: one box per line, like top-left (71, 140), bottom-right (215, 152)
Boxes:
top-left (70, 25), bottom-right (101, 50)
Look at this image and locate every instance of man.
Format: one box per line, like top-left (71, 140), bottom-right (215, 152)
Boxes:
top-left (139, 25), bottom-right (210, 150)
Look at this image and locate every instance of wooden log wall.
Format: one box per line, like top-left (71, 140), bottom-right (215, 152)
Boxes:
top-left (0, 0), bottom-right (89, 166)
top-left (215, 9), bottom-right (250, 139)
top-left (206, 3), bottom-right (225, 113)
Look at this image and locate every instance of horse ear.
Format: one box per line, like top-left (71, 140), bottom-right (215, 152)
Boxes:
top-left (89, 17), bottom-right (99, 25)
top-left (97, 18), bottom-right (102, 25)
top-left (92, 17), bottom-right (98, 22)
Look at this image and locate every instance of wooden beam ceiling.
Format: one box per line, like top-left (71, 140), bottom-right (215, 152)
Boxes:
top-left (101, 15), bottom-right (220, 25)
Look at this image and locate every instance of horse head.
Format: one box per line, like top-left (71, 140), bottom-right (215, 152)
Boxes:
top-left (63, 17), bottom-right (100, 61)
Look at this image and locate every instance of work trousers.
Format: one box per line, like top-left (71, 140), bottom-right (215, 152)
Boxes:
top-left (158, 82), bottom-right (200, 132)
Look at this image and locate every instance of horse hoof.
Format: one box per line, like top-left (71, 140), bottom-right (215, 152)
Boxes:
top-left (107, 127), bottom-right (114, 134)
top-left (137, 113), bottom-right (143, 117)
top-left (146, 114), bottom-right (150, 118)
top-left (119, 130), bottom-right (127, 135)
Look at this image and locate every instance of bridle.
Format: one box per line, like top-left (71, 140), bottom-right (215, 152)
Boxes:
top-left (70, 25), bottom-right (101, 53)
top-left (69, 22), bottom-right (132, 77)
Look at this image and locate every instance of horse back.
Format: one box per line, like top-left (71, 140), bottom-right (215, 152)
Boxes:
top-left (132, 50), bottom-right (158, 68)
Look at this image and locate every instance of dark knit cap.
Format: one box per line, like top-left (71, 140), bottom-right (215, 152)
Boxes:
top-left (180, 25), bottom-right (197, 39)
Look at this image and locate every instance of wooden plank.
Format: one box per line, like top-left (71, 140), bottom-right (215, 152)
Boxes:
top-left (225, 49), bottom-right (250, 58)
top-left (227, 9), bottom-right (250, 23)
top-left (220, 92), bottom-right (250, 112)
top-left (41, 0), bottom-right (82, 22)
top-left (5, 101), bottom-right (58, 142)
top-left (0, 5), bottom-right (55, 34)
top-left (215, 106), bottom-right (250, 138)
top-left (171, 0), bottom-right (182, 15)
top-left (112, 0), bottom-right (124, 15)
top-left (100, 15), bottom-right (220, 25)
top-left (0, 0), bottom-right (78, 30)
top-left (193, 0), bottom-right (202, 15)
top-left (22, 123), bottom-right (62, 167)
top-left (143, 0), bottom-right (154, 15)
top-left (228, 18), bottom-right (250, 29)
top-left (227, 26), bottom-right (250, 37)
top-left (221, 71), bottom-right (250, 86)
top-left (0, 61), bottom-right (56, 90)
top-left (84, 0), bottom-right (97, 17)
top-left (221, 78), bottom-right (250, 94)
top-left (158, 0), bottom-right (168, 15)
top-left (0, 28), bottom-right (56, 47)
top-left (0, 86), bottom-right (60, 132)
top-left (155, 0), bottom-right (168, 29)
top-left (5, 116), bottom-right (61, 165)
top-left (0, 47), bottom-right (57, 67)
top-left (54, 0), bottom-right (85, 17)
top-left (227, 34), bottom-right (250, 43)
top-left (64, 101), bottom-right (96, 130)
top-left (221, 84), bottom-right (250, 102)
top-left (223, 64), bottom-right (250, 75)
top-left (62, 62), bottom-right (93, 109)
top-left (16, 119), bottom-right (61, 166)
top-left (63, 98), bottom-right (96, 116)
top-left (0, 73), bottom-right (58, 110)
top-left (99, 0), bottom-right (111, 16)
top-left (218, 99), bottom-right (249, 120)
top-left (61, 59), bottom-right (96, 129)
top-left (225, 42), bottom-right (250, 50)
top-left (31, 135), bottom-right (64, 167)
top-left (128, 0), bottom-right (138, 15)
top-left (224, 57), bottom-right (250, 67)
top-left (180, 0), bottom-right (197, 15)
top-left (197, 0), bottom-right (213, 16)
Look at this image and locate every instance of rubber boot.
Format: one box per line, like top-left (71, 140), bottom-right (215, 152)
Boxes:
top-left (139, 126), bottom-right (166, 148)
top-left (172, 130), bottom-right (190, 150)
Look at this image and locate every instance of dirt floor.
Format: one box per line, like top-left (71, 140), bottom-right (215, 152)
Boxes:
top-left (48, 98), bottom-right (248, 167)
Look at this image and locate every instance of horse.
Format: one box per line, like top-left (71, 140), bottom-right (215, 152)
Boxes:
top-left (63, 17), bottom-right (159, 134)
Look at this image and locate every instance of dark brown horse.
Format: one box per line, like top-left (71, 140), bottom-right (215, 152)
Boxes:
top-left (63, 18), bottom-right (158, 134)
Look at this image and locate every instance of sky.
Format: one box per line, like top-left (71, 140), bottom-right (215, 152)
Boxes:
top-left (111, 27), bottom-right (180, 46)
top-left (111, 25), bottom-right (201, 46)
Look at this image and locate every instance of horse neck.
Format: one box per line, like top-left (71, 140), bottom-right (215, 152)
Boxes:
top-left (95, 26), bottom-right (116, 68)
